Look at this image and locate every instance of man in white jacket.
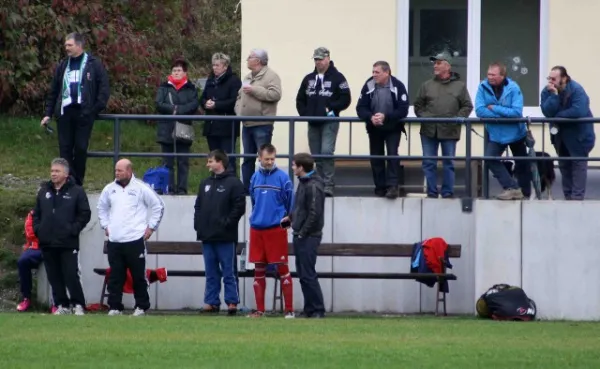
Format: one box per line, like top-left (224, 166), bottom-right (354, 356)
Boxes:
top-left (97, 159), bottom-right (165, 316)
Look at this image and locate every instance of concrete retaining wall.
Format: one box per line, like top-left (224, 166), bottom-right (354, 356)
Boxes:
top-left (37, 195), bottom-right (600, 320)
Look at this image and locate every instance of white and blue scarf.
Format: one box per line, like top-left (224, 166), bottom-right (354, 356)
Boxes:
top-left (61, 52), bottom-right (89, 115)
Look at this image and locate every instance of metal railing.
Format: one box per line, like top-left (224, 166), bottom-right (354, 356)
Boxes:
top-left (93, 114), bottom-right (600, 211)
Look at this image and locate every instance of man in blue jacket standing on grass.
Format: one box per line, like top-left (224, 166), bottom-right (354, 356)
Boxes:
top-left (475, 62), bottom-right (532, 200)
top-left (541, 66), bottom-right (595, 200)
top-left (247, 144), bottom-right (295, 319)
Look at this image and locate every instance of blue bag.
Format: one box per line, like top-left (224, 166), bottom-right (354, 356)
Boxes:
top-left (143, 166), bottom-right (169, 194)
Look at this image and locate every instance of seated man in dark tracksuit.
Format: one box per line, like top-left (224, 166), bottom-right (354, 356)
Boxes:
top-left (17, 209), bottom-right (58, 313)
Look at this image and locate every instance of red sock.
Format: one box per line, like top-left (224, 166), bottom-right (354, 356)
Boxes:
top-left (278, 264), bottom-right (294, 312)
top-left (253, 265), bottom-right (266, 312)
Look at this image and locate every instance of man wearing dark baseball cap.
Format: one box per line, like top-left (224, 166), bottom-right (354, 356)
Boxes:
top-left (296, 47), bottom-right (351, 197)
top-left (429, 51), bottom-right (454, 64)
top-left (414, 49), bottom-right (473, 199)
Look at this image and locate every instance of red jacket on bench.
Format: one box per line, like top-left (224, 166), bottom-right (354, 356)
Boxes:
top-left (105, 267), bottom-right (167, 294)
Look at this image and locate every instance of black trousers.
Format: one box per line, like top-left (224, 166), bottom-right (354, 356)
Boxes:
top-left (57, 105), bottom-right (94, 186)
top-left (368, 130), bottom-right (402, 189)
top-left (206, 135), bottom-right (237, 173)
top-left (160, 142), bottom-right (191, 194)
top-left (294, 236), bottom-right (325, 316)
top-left (42, 248), bottom-right (85, 307)
top-left (107, 237), bottom-right (150, 311)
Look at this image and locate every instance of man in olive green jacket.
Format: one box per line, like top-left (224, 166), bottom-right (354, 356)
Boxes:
top-left (235, 48), bottom-right (282, 193)
top-left (413, 51), bottom-right (473, 198)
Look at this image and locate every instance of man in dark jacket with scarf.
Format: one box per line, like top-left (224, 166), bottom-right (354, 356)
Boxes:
top-left (194, 150), bottom-right (246, 315)
top-left (296, 47), bottom-right (351, 197)
top-left (284, 152), bottom-right (326, 318)
top-left (41, 32), bottom-right (110, 187)
top-left (201, 53), bottom-right (242, 173)
top-left (541, 66), bottom-right (595, 200)
top-left (33, 158), bottom-right (91, 315)
top-left (356, 61), bottom-right (409, 199)
top-left (155, 58), bottom-right (200, 195)
top-left (414, 51), bottom-right (473, 199)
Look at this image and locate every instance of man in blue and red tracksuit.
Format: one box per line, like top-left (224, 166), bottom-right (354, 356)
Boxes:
top-left (247, 143), bottom-right (295, 318)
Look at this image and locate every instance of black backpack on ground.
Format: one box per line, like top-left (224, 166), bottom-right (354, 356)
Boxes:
top-left (476, 284), bottom-right (537, 321)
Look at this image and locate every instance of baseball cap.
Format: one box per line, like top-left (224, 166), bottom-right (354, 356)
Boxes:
top-left (430, 50), bottom-right (453, 65)
top-left (312, 47), bottom-right (330, 60)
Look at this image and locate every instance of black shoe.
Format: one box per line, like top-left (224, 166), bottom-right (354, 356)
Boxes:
top-left (324, 187), bottom-right (334, 197)
top-left (310, 312), bottom-right (325, 319)
top-left (441, 194), bottom-right (454, 199)
top-left (385, 187), bottom-right (398, 199)
top-left (199, 304), bottom-right (220, 313)
top-left (427, 194), bottom-right (439, 199)
top-left (374, 188), bottom-right (386, 197)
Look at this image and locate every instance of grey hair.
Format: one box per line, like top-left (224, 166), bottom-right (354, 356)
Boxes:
top-left (51, 158), bottom-right (70, 172)
top-left (65, 32), bottom-right (85, 47)
top-left (250, 48), bottom-right (269, 66)
top-left (373, 61), bottom-right (391, 74)
top-left (212, 52), bottom-right (231, 67)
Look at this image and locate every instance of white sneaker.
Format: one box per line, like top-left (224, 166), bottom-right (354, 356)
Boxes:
top-left (284, 311), bottom-right (295, 319)
top-left (108, 310), bottom-right (122, 316)
top-left (53, 306), bottom-right (72, 315)
top-left (73, 305), bottom-right (85, 316)
top-left (132, 307), bottom-right (146, 317)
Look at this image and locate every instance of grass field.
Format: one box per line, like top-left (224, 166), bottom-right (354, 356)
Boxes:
top-left (1, 314), bottom-right (599, 368)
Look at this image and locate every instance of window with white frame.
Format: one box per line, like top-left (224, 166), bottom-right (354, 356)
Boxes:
top-left (480, 0), bottom-right (540, 106)
top-left (399, 0), bottom-right (546, 112)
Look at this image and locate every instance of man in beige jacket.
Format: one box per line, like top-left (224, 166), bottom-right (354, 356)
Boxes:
top-left (235, 48), bottom-right (282, 193)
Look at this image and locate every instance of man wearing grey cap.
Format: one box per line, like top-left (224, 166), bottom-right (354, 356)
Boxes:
top-left (235, 48), bottom-right (282, 194)
top-left (414, 51), bottom-right (473, 199)
top-left (296, 47), bottom-right (351, 197)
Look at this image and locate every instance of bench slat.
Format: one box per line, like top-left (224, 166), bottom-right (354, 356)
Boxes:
top-left (102, 241), bottom-right (462, 258)
top-left (93, 268), bottom-right (456, 280)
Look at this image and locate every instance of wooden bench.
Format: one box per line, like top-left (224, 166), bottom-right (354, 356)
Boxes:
top-left (93, 241), bottom-right (461, 316)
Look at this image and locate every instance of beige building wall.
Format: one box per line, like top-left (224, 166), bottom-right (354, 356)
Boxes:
top-left (241, 0), bottom-right (600, 164)
top-left (546, 0), bottom-right (600, 160)
top-left (240, 0), bottom-right (398, 160)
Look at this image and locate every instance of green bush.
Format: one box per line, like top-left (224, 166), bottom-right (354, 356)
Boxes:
top-left (0, 0), bottom-right (241, 115)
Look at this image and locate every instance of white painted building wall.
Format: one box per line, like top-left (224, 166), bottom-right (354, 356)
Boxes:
top-left (37, 195), bottom-right (600, 320)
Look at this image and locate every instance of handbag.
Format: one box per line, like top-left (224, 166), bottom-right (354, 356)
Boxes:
top-left (168, 92), bottom-right (195, 144)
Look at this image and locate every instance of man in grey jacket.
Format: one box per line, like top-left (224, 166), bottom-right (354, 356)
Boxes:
top-left (282, 152), bottom-right (326, 318)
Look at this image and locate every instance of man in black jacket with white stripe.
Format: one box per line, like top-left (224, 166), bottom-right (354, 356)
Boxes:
top-left (41, 32), bottom-right (110, 186)
top-left (296, 47), bottom-right (351, 197)
top-left (34, 158), bottom-right (91, 315)
top-left (356, 61), bottom-right (409, 199)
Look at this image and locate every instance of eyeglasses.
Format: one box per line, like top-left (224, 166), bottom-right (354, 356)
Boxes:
top-left (547, 76), bottom-right (558, 82)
